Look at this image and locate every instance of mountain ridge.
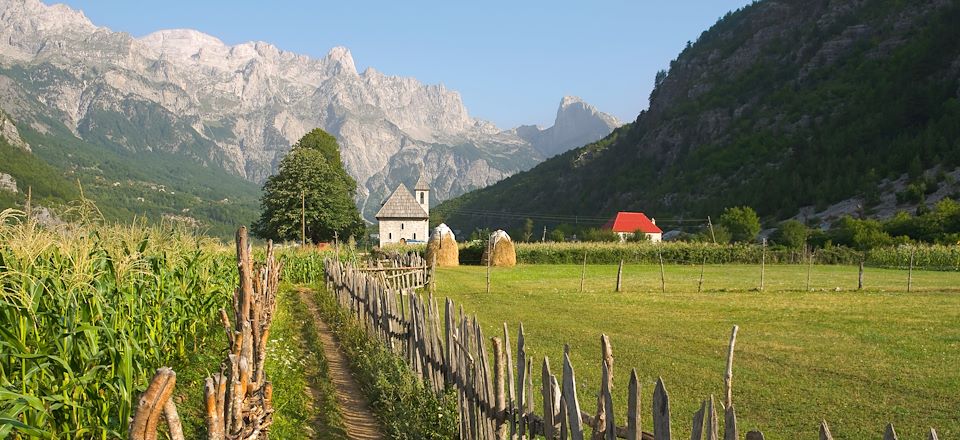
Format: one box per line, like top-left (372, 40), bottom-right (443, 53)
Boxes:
top-left (436, 0), bottom-right (960, 233)
top-left (0, 0), bottom-right (620, 223)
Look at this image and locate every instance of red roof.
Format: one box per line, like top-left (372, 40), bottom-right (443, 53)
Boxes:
top-left (603, 212), bottom-right (663, 234)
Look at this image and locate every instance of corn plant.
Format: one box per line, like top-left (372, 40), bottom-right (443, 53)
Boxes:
top-left (0, 210), bottom-right (235, 438)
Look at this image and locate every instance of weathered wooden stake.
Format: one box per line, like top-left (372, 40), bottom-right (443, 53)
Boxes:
top-left (928, 428), bottom-right (939, 440)
top-left (657, 244), bottom-right (666, 293)
top-left (616, 259), bottom-right (624, 292)
top-left (907, 247), bottom-right (915, 292)
top-left (724, 325), bottom-right (738, 408)
top-left (819, 420), bottom-right (833, 440)
top-left (493, 337), bottom-right (507, 440)
top-left (884, 423), bottom-right (898, 440)
top-left (580, 250), bottom-right (587, 293)
top-left (807, 248), bottom-right (815, 291)
top-left (627, 369), bottom-right (641, 440)
top-left (759, 238), bottom-right (766, 291)
top-left (858, 258), bottom-right (864, 290)
top-left (698, 256), bottom-right (706, 293)
top-left (487, 236), bottom-right (493, 294)
top-left (652, 377), bottom-right (671, 440)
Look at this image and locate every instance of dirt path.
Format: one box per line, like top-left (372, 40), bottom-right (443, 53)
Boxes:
top-left (297, 288), bottom-right (385, 440)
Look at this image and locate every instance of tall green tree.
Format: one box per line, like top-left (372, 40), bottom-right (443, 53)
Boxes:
top-left (771, 220), bottom-right (808, 249)
top-left (719, 206), bottom-right (761, 243)
top-left (253, 129), bottom-right (364, 243)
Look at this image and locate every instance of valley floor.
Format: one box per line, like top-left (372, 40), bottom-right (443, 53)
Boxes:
top-left (433, 264), bottom-right (960, 440)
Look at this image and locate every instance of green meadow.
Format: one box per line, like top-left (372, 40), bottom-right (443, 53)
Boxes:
top-left (432, 264), bottom-right (960, 440)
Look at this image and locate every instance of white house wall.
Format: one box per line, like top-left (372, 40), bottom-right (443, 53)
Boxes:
top-left (378, 218), bottom-right (429, 247)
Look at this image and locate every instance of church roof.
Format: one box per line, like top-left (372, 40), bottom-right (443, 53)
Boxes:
top-left (414, 173), bottom-right (430, 191)
top-left (376, 184), bottom-right (428, 219)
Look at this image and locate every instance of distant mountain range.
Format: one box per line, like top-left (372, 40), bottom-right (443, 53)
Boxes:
top-left (436, 0), bottom-right (960, 233)
top-left (0, 0), bottom-right (620, 230)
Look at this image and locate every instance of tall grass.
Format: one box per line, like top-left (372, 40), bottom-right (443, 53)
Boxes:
top-left (0, 209), bottom-right (235, 438)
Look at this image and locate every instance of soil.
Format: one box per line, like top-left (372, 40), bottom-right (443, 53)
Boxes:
top-left (298, 288), bottom-right (384, 440)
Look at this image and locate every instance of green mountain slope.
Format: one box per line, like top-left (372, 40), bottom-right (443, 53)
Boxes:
top-left (436, 0), bottom-right (960, 231)
top-left (0, 113), bottom-right (259, 238)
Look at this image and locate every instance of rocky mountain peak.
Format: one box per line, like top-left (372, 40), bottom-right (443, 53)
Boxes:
top-left (513, 96), bottom-right (621, 157)
top-left (324, 45), bottom-right (357, 76)
top-left (139, 29), bottom-right (228, 60)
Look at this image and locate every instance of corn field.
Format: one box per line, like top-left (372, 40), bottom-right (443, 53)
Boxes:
top-left (0, 209), bottom-right (236, 438)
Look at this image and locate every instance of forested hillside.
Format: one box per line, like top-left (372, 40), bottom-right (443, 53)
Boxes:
top-left (436, 0), bottom-right (960, 231)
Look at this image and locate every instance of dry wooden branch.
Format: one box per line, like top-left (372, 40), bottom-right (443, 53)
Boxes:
top-left (130, 367), bottom-right (176, 440)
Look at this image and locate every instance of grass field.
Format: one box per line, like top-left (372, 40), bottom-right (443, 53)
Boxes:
top-left (432, 264), bottom-right (960, 440)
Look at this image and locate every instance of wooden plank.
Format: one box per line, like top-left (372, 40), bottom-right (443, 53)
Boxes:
top-left (616, 259), bottom-right (624, 292)
top-left (562, 352), bottom-right (584, 440)
top-left (595, 334), bottom-right (614, 440)
top-left (818, 420), bottom-right (833, 440)
top-left (652, 377), bottom-right (671, 440)
top-left (503, 323), bottom-right (517, 440)
top-left (705, 395), bottom-right (718, 440)
top-left (601, 361), bottom-right (615, 440)
top-left (884, 423), bottom-right (898, 440)
top-left (690, 400), bottom-right (705, 440)
top-left (493, 336), bottom-right (507, 440)
top-left (928, 428), bottom-right (939, 440)
top-left (723, 404), bottom-right (736, 440)
top-left (526, 358), bottom-right (535, 437)
top-left (543, 357), bottom-right (556, 439)
top-left (627, 369), bottom-right (641, 440)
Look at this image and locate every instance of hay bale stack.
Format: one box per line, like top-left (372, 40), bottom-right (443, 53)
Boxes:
top-left (481, 229), bottom-right (516, 267)
top-left (426, 223), bottom-right (459, 267)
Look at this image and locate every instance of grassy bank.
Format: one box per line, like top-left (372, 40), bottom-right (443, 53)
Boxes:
top-left (433, 264), bottom-right (960, 439)
top-left (264, 285), bottom-right (347, 438)
top-left (311, 284), bottom-right (458, 439)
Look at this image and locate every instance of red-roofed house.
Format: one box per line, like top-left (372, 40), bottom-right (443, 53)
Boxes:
top-left (603, 212), bottom-right (663, 242)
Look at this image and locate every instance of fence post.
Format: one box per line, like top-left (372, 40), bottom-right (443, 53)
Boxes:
top-left (657, 244), bottom-right (666, 293)
top-left (760, 238), bottom-right (766, 291)
top-left (627, 369), bottom-right (641, 440)
top-left (652, 377), bottom-right (671, 440)
top-left (493, 337), bottom-right (507, 440)
top-left (807, 248), bottom-right (814, 291)
top-left (580, 250), bottom-right (587, 293)
top-left (562, 352), bottom-right (584, 440)
top-left (616, 259), bottom-right (624, 292)
top-left (908, 247), bottom-right (915, 293)
top-left (858, 258), bottom-right (864, 290)
top-left (698, 256), bottom-right (706, 293)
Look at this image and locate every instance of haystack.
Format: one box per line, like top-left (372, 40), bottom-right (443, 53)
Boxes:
top-left (480, 229), bottom-right (516, 267)
top-left (426, 223), bottom-right (459, 267)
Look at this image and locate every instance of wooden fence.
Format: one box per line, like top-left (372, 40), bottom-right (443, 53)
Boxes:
top-left (323, 258), bottom-right (941, 440)
top-left (130, 227), bottom-right (282, 440)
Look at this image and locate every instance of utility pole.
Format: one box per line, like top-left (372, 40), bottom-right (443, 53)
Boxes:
top-left (301, 190), bottom-right (306, 246)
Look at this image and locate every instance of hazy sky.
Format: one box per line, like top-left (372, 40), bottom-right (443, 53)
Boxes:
top-left (55, 0), bottom-right (753, 128)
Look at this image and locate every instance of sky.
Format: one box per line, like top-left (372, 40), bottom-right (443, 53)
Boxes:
top-left (55, 0), bottom-right (753, 128)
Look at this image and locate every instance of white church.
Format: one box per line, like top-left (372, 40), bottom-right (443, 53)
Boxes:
top-left (375, 174), bottom-right (430, 247)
